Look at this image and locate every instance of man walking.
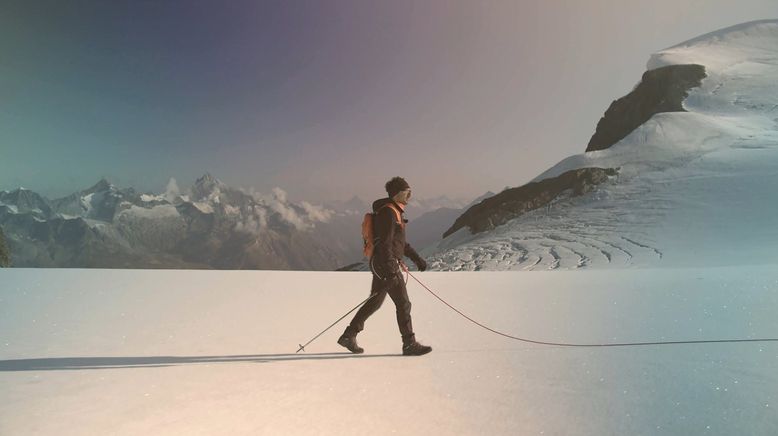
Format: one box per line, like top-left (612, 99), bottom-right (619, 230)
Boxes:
top-left (338, 177), bottom-right (432, 356)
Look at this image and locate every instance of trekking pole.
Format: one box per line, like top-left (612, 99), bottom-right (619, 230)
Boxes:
top-left (296, 293), bottom-right (378, 353)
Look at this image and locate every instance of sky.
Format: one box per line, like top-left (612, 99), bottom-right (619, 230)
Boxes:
top-left (1, 0), bottom-right (776, 204)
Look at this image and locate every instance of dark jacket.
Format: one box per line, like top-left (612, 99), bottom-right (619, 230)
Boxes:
top-left (371, 198), bottom-right (423, 276)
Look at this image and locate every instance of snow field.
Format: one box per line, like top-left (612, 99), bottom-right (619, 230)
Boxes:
top-left (2, 267), bottom-right (777, 435)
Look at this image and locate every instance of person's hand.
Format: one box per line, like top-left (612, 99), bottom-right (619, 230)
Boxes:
top-left (415, 258), bottom-right (427, 272)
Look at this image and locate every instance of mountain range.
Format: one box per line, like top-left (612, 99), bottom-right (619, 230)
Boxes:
top-left (0, 174), bottom-right (479, 269)
top-left (0, 175), bottom-right (356, 269)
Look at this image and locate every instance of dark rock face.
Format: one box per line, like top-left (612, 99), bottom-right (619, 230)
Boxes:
top-left (586, 64), bottom-right (707, 152)
top-left (0, 189), bottom-right (51, 217)
top-left (443, 168), bottom-right (618, 238)
top-left (0, 226), bottom-right (9, 267)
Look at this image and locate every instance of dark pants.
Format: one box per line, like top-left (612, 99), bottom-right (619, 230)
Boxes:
top-left (347, 271), bottom-right (415, 344)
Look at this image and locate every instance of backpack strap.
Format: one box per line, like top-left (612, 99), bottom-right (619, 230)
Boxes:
top-left (378, 203), bottom-right (405, 229)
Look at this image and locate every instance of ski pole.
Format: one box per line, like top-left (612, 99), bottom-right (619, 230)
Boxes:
top-left (296, 293), bottom-right (378, 353)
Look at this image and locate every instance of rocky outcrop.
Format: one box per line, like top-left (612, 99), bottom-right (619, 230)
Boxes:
top-left (586, 64), bottom-right (706, 152)
top-left (443, 167), bottom-right (618, 238)
top-left (439, 65), bottom-right (704, 242)
top-left (0, 226), bottom-right (9, 267)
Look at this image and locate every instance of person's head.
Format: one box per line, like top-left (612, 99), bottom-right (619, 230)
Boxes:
top-left (385, 176), bottom-right (412, 205)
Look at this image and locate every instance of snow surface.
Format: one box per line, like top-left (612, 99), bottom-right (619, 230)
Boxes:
top-left (140, 194), bottom-right (164, 203)
top-left (2, 204), bottom-right (19, 214)
top-left (54, 213), bottom-right (80, 221)
top-left (425, 20), bottom-right (778, 271)
top-left (192, 201), bottom-right (215, 214)
top-left (1, 267), bottom-right (777, 435)
top-left (117, 204), bottom-right (181, 220)
top-left (80, 192), bottom-right (96, 215)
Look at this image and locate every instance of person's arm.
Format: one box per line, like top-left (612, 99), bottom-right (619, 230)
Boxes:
top-left (404, 243), bottom-right (427, 271)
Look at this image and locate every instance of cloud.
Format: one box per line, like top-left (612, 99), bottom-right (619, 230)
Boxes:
top-left (235, 206), bottom-right (268, 235)
top-left (268, 193), bottom-right (310, 231)
top-left (164, 178), bottom-right (180, 202)
top-left (271, 187), bottom-right (287, 203)
top-left (252, 187), bottom-right (335, 231)
top-left (300, 201), bottom-right (333, 223)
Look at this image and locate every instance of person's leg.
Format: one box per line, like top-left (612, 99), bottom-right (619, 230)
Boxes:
top-left (338, 276), bottom-right (388, 353)
top-left (347, 276), bottom-right (388, 334)
top-left (387, 274), bottom-right (432, 356)
top-left (385, 275), bottom-right (414, 344)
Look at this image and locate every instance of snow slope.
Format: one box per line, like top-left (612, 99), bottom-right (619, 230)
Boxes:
top-left (425, 20), bottom-right (778, 271)
top-left (1, 267), bottom-right (777, 435)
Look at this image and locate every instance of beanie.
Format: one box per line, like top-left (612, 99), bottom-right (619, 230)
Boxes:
top-left (385, 176), bottom-right (410, 198)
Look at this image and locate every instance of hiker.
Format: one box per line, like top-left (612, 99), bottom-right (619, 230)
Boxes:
top-left (338, 177), bottom-right (432, 356)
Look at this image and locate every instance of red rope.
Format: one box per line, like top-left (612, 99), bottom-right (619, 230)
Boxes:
top-left (407, 271), bottom-right (778, 348)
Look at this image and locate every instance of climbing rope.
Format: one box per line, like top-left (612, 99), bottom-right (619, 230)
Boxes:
top-left (407, 271), bottom-right (778, 348)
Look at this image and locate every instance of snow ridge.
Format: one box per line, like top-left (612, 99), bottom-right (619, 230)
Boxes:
top-left (427, 20), bottom-right (778, 270)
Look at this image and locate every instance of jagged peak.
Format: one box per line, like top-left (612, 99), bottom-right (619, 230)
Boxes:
top-left (194, 173), bottom-right (223, 186)
top-left (84, 178), bottom-right (114, 194)
top-left (191, 172), bottom-right (228, 200)
top-left (4, 187), bottom-right (47, 200)
top-left (7, 187), bottom-right (30, 194)
top-left (342, 195), bottom-right (366, 206)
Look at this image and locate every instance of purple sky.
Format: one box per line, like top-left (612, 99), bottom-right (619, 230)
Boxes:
top-left (1, 0), bottom-right (775, 203)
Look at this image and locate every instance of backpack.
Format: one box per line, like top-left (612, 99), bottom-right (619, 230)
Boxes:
top-left (362, 203), bottom-right (404, 258)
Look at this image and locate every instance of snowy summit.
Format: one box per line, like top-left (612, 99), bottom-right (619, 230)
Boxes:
top-left (426, 20), bottom-right (778, 271)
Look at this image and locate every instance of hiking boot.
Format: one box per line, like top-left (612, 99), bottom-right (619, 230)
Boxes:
top-left (337, 333), bottom-right (364, 354)
top-left (402, 341), bottom-right (432, 356)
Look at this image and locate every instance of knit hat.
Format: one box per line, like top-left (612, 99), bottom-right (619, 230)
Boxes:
top-left (385, 176), bottom-right (411, 198)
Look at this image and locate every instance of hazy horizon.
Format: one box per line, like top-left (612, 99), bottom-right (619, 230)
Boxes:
top-left (1, 1), bottom-right (775, 204)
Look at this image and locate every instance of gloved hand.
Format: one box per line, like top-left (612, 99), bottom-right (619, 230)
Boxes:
top-left (415, 258), bottom-right (427, 272)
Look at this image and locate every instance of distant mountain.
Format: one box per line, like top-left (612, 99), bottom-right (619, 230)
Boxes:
top-left (406, 207), bottom-right (463, 252)
top-left (0, 188), bottom-right (52, 218)
top-left (407, 191), bottom-right (496, 251)
top-left (425, 20), bottom-right (778, 270)
top-left (324, 196), bottom-right (369, 215)
top-left (48, 179), bottom-right (139, 222)
top-left (0, 175), bottom-right (487, 270)
top-left (0, 174), bottom-right (358, 270)
top-left (405, 195), bottom-right (469, 221)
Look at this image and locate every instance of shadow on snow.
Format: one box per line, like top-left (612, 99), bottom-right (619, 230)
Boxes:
top-left (0, 352), bottom-right (399, 371)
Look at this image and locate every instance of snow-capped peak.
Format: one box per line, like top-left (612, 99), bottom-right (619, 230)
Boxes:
top-left (427, 20), bottom-right (778, 271)
top-left (191, 173), bottom-right (227, 201)
top-left (648, 19), bottom-right (778, 71)
top-left (84, 178), bottom-right (115, 195)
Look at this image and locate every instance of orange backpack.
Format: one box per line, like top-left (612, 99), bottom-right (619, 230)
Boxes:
top-left (362, 203), bottom-right (404, 258)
